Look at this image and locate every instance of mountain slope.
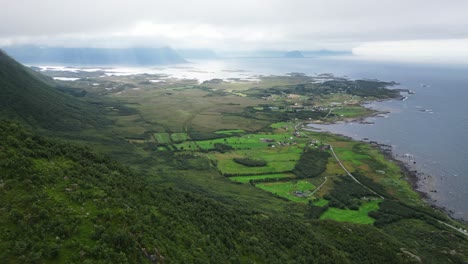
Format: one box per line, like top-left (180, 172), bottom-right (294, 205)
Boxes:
top-left (0, 49), bottom-right (103, 130)
top-left (0, 120), bottom-right (425, 263)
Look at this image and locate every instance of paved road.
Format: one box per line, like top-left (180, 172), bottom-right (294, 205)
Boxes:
top-left (311, 176), bottom-right (328, 195)
top-left (329, 146), bottom-right (385, 199)
top-left (296, 122), bottom-right (467, 236)
top-left (438, 221), bottom-right (468, 237)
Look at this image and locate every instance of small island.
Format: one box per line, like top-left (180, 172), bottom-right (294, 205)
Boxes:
top-left (284, 50), bottom-right (305, 58)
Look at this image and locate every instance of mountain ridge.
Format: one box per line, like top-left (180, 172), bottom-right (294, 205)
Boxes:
top-left (0, 49), bottom-right (104, 131)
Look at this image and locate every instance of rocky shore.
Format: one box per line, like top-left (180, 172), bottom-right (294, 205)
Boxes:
top-left (365, 139), bottom-right (467, 223)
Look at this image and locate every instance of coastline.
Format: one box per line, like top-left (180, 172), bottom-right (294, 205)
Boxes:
top-left (304, 94), bottom-right (467, 223)
top-left (372, 141), bottom-right (466, 223)
top-left (306, 125), bottom-right (465, 223)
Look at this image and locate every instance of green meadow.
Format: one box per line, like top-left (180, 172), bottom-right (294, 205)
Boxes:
top-left (256, 180), bottom-right (316, 203)
top-left (320, 199), bottom-right (382, 224)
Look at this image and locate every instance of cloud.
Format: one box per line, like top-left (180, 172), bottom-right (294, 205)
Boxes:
top-left (1, 0), bottom-right (468, 56)
top-left (353, 39), bottom-right (468, 63)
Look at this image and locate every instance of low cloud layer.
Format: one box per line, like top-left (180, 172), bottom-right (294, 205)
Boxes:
top-left (1, 0), bottom-right (468, 62)
top-left (353, 39), bottom-right (468, 63)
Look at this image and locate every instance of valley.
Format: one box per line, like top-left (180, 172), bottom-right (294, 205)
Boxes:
top-left (48, 68), bottom-right (463, 226)
top-left (1, 52), bottom-right (467, 262)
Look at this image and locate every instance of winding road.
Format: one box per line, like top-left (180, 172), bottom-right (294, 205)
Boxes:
top-left (295, 122), bottom-right (467, 236)
top-left (329, 146), bottom-right (385, 199)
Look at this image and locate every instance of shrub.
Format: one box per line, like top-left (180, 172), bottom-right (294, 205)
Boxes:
top-left (233, 158), bottom-right (267, 167)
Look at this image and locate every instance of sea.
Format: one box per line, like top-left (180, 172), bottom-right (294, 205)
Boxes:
top-left (40, 57), bottom-right (468, 221)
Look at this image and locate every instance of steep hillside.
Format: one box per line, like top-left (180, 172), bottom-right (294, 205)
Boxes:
top-left (0, 120), bottom-right (423, 263)
top-left (0, 50), bottom-right (103, 130)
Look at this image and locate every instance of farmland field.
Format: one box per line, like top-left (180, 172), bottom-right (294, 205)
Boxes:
top-left (332, 105), bottom-right (373, 118)
top-left (171, 132), bottom-right (189, 142)
top-left (320, 199), bottom-right (382, 224)
top-left (214, 129), bottom-right (245, 135)
top-left (256, 180), bottom-right (317, 203)
top-left (154, 133), bottom-right (172, 144)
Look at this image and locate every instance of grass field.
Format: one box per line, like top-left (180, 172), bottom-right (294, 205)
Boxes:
top-left (320, 199), bottom-right (382, 224)
top-left (333, 146), bottom-right (371, 166)
top-left (332, 106), bottom-right (374, 118)
top-left (171, 132), bottom-right (189, 142)
top-left (154, 133), bottom-right (172, 144)
top-left (313, 198), bottom-right (329, 207)
top-left (229, 173), bottom-right (295, 183)
top-left (214, 129), bottom-right (245, 135)
top-left (212, 144), bottom-right (303, 175)
top-left (178, 133), bottom-right (301, 150)
top-left (270, 122), bottom-right (295, 129)
top-left (256, 180), bottom-right (316, 203)
top-left (216, 158), bottom-right (295, 175)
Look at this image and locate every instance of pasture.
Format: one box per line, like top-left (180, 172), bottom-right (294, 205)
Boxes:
top-left (320, 199), bottom-right (382, 224)
top-left (256, 180), bottom-right (317, 203)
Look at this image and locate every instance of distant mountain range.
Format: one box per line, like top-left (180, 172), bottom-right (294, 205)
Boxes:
top-left (1, 45), bottom-right (351, 64)
top-left (284, 50), bottom-right (305, 58)
top-left (176, 48), bottom-right (218, 59)
top-left (2, 46), bottom-right (186, 65)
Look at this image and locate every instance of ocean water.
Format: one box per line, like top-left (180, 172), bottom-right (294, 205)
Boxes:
top-left (41, 57), bottom-right (468, 220)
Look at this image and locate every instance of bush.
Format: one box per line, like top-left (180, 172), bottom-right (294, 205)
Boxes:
top-left (305, 204), bottom-right (329, 219)
top-left (213, 143), bottom-right (234, 153)
top-left (293, 148), bottom-right (330, 178)
top-left (325, 177), bottom-right (377, 209)
top-left (233, 158), bottom-right (267, 167)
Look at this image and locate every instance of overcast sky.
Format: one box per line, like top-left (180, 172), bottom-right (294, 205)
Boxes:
top-left (2, 0), bottom-right (468, 62)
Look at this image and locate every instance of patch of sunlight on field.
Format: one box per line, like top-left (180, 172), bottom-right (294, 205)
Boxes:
top-left (320, 199), bottom-right (381, 224)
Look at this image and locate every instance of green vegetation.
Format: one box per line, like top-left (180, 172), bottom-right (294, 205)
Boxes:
top-left (256, 180), bottom-right (316, 203)
top-left (2, 121), bottom-right (445, 263)
top-left (0, 50), bottom-right (105, 131)
top-left (170, 132), bottom-right (189, 142)
top-left (213, 142), bottom-right (234, 153)
top-left (293, 148), bottom-right (330, 178)
top-left (214, 129), bottom-right (245, 135)
top-left (229, 173), bottom-right (294, 183)
top-left (313, 198), bottom-right (329, 207)
top-left (1, 51), bottom-right (467, 263)
top-left (320, 200), bottom-right (381, 224)
top-left (270, 122), bottom-right (294, 129)
top-left (233, 157), bottom-right (267, 167)
top-left (153, 132), bottom-right (171, 144)
top-left (325, 176), bottom-right (379, 209)
top-left (332, 105), bottom-right (374, 118)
